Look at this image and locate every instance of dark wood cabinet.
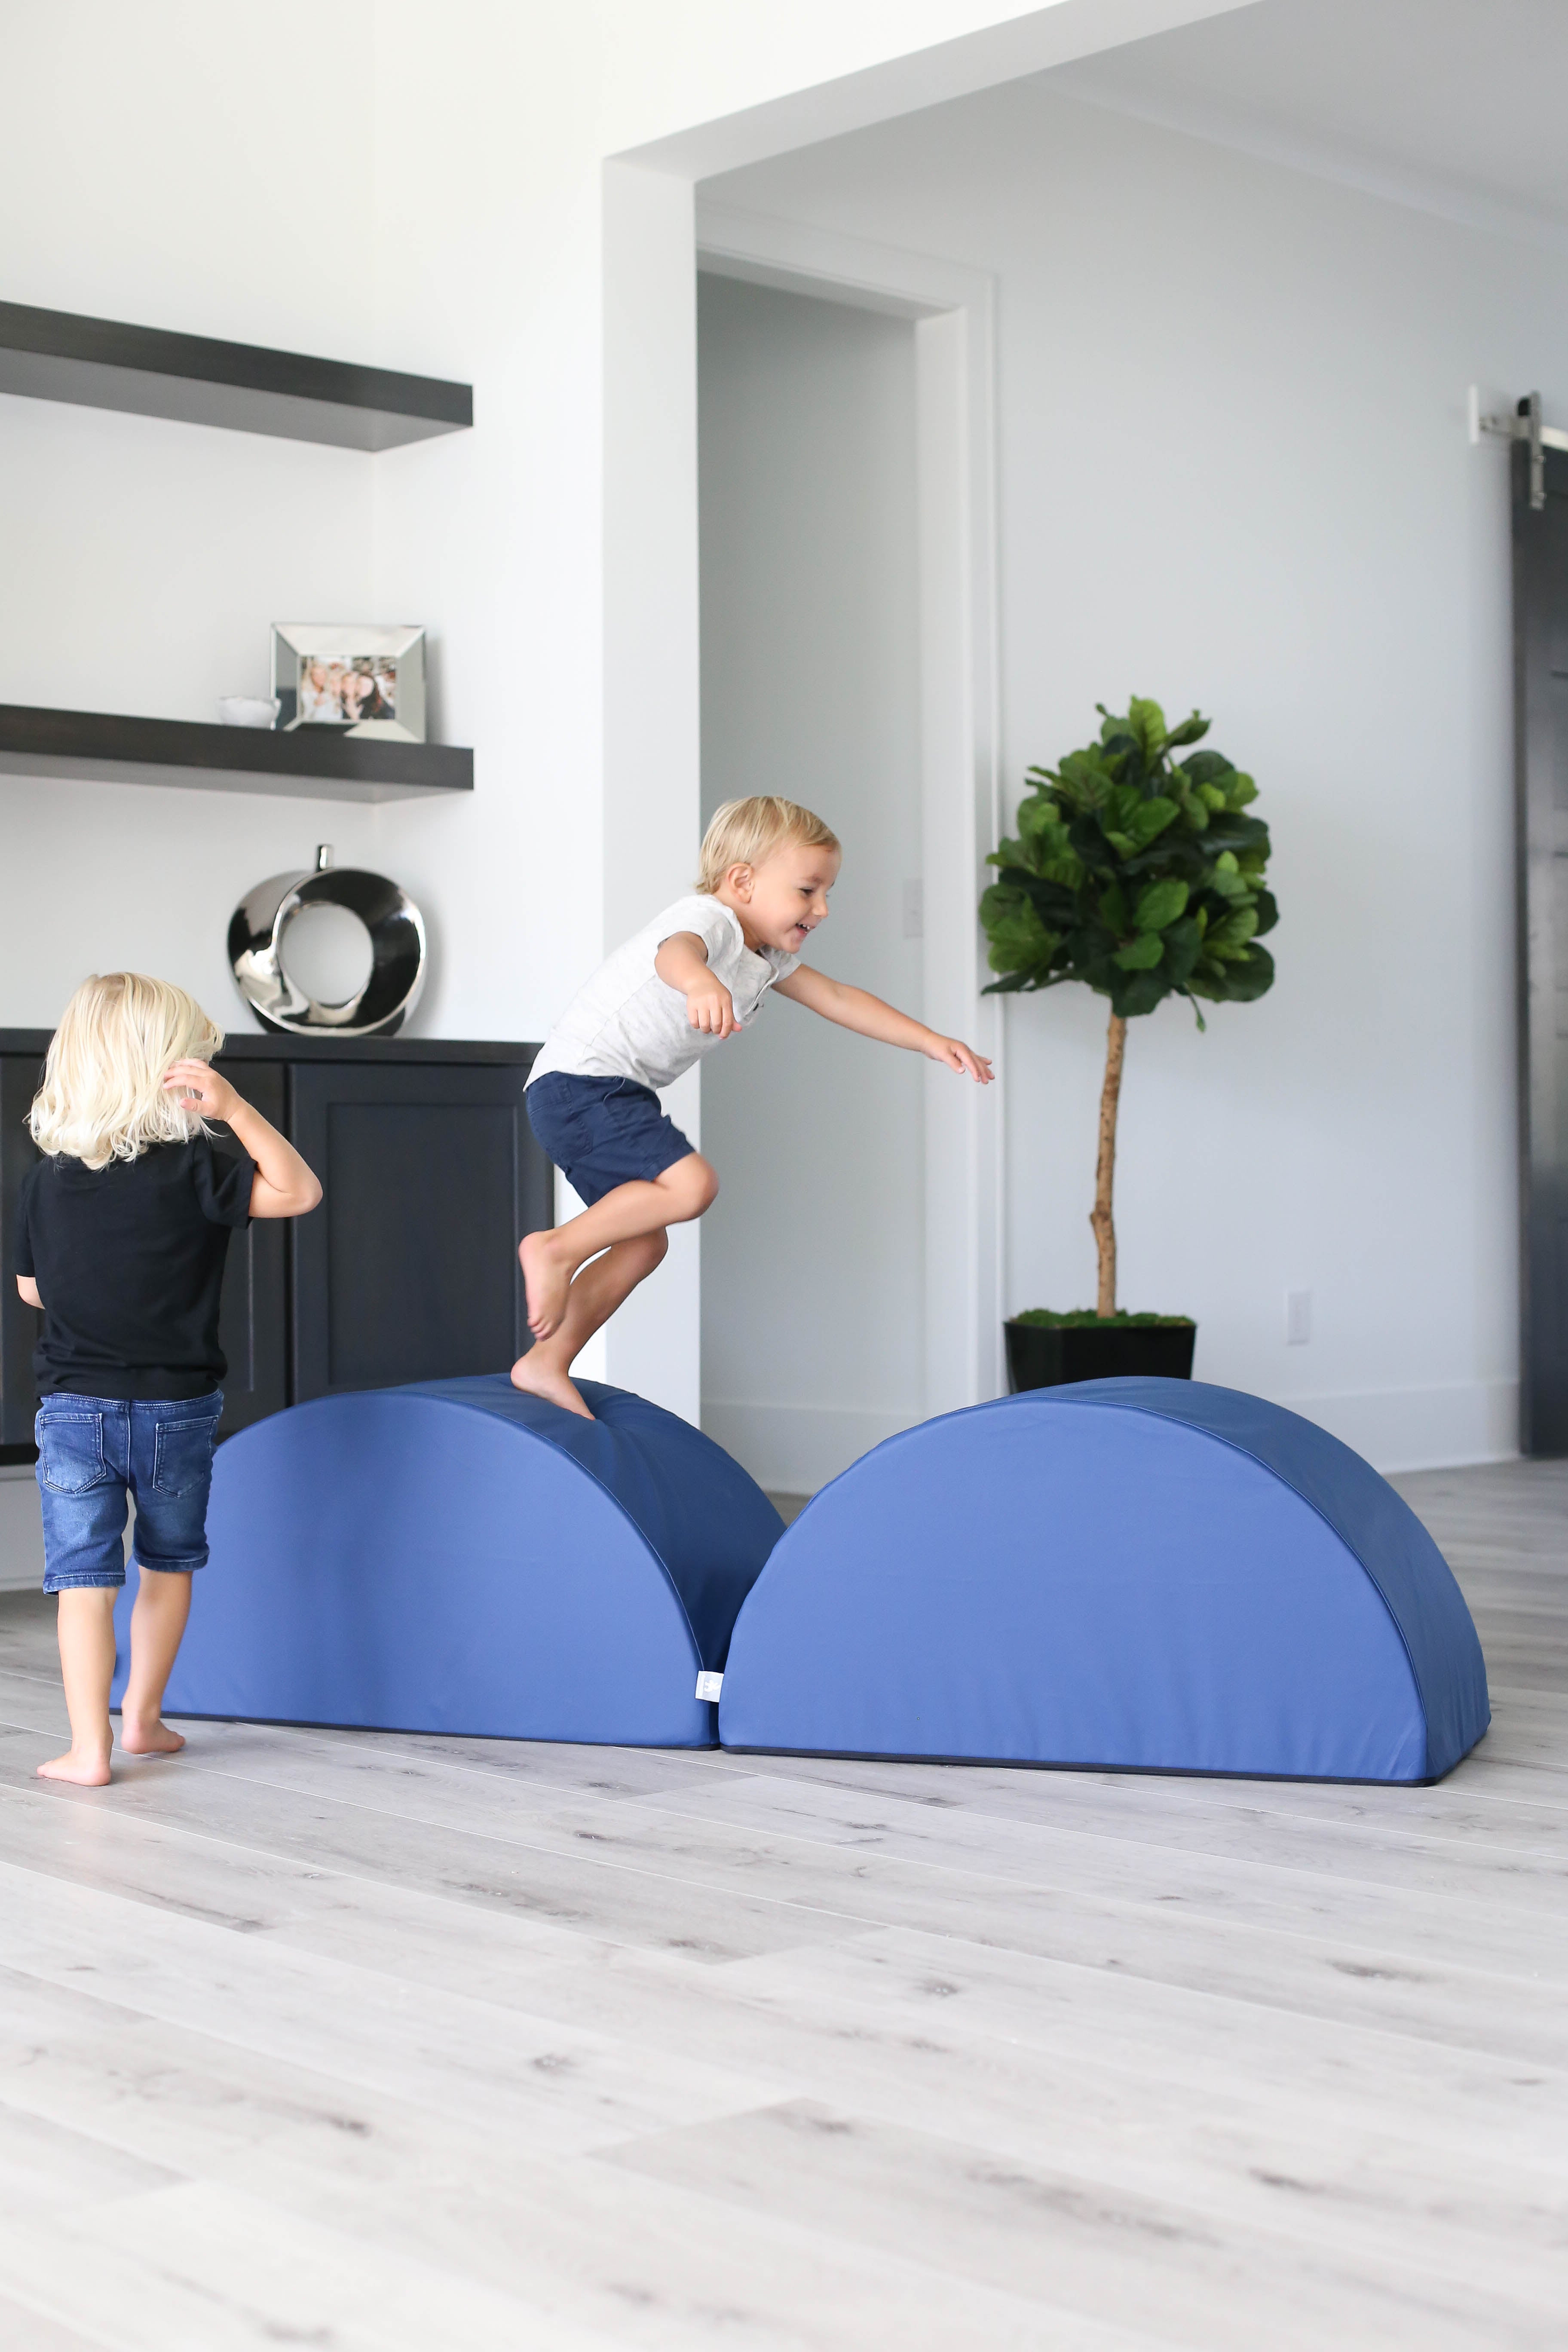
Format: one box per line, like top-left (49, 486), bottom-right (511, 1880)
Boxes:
top-left (0, 1032), bottom-right (547, 1463)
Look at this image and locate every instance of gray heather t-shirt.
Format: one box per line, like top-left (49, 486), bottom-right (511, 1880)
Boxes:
top-left (528, 894), bottom-right (800, 1093)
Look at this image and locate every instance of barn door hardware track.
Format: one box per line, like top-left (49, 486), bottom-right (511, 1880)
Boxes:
top-left (1470, 388), bottom-right (1568, 510)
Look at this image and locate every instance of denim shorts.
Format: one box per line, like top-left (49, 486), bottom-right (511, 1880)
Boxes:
top-left (526, 1072), bottom-right (695, 1207)
top-left (34, 1391), bottom-right (224, 1592)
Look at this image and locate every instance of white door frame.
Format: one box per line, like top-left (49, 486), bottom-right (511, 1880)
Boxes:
top-left (695, 203), bottom-right (1004, 1418)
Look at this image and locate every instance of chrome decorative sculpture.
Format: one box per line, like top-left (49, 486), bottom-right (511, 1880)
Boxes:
top-left (229, 846), bottom-right (427, 1037)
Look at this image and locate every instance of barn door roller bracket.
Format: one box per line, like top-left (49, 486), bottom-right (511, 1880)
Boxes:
top-left (1469, 386), bottom-right (1568, 510)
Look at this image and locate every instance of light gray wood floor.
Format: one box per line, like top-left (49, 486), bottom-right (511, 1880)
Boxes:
top-left (0, 1461), bottom-right (1563, 2349)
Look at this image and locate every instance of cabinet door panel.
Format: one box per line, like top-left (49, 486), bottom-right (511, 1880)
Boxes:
top-left (0, 1052), bottom-right (44, 1457)
top-left (290, 1063), bottom-right (546, 1400)
top-left (209, 1059), bottom-right (288, 1438)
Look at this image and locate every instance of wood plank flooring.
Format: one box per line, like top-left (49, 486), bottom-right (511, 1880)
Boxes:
top-left (0, 1460), bottom-right (1562, 2349)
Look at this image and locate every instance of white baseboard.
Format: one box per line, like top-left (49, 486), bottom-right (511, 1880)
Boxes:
top-left (701, 1399), bottom-right (921, 1495)
top-left (703, 1379), bottom-right (1522, 1494)
top-left (1279, 1379), bottom-right (1519, 1474)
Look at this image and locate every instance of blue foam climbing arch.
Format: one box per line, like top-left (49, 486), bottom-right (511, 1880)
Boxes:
top-left (718, 1378), bottom-right (1489, 1783)
top-left (113, 1376), bottom-right (783, 1748)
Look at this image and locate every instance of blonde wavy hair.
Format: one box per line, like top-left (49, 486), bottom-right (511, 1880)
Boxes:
top-left (30, 974), bottom-right (224, 1170)
top-left (695, 796), bottom-right (840, 895)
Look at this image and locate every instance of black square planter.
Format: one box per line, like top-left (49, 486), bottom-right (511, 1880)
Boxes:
top-left (1004, 1318), bottom-right (1196, 1392)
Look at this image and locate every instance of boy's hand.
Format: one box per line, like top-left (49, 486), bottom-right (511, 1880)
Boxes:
top-left (163, 1059), bottom-right (241, 1123)
top-left (927, 1036), bottom-right (994, 1084)
top-left (686, 977), bottom-right (738, 1038)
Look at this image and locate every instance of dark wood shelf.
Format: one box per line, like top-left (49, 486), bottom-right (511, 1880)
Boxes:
top-left (0, 705), bottom-right (472, 803)
top-left (0, 300), bottom-right (472, 450)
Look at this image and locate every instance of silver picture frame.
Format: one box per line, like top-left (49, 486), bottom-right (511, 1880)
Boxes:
top-left (270, 622), bottom-right (426, 743)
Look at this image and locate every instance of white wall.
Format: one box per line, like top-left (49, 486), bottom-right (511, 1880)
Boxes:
top-left (0, 0), bottom-right (1331, 1429)
top-left (705, 74), bottom-right (1559, 1468)
top-left (697, 275), bottom-right (925, 1489)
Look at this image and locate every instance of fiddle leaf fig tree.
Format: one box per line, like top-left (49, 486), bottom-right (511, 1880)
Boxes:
top-left (980, 697), bottom-right (1277, 1317)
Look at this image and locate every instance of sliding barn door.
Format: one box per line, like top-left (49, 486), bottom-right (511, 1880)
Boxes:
top-left (1514, 434), bottom-right (1568, 1452)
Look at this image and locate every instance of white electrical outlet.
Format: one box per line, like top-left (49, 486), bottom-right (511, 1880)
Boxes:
top-left (1285, 1289), bottom-right (1312, 1346)
top-left (902, 877), bottom-right (924, 940)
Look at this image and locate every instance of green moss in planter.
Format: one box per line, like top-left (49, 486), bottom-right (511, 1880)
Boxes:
top-left (1011, 1309), bottom-right (1194, 1329)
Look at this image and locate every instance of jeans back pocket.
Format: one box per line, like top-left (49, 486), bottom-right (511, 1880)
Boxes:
top-left (152, 1412), bottom-right (218, 1500)
top-left (37, 1412), bottom-right (109, 1495)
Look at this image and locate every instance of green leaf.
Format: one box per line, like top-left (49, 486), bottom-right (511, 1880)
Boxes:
top-left (980, 887), bottom-right (1058, 978)
top-left (1056, 747), bottom-right (1120, 809)
top-left (1108, 783), bottom-right (1144, 834)
top-left (1109, 966), bottom-right (1168, 1019)
top-left (1159, 915), bottom-right (1202, 986)
top-left (1162, 711), bottom-right (1210, 749)
top-left (1097, 881), bottom-right (1129, 934)
top-left (1200, 944), bottom-right (1275, 1002)
top-left (1113, 931), bottom-right (1164, 970)
top-left (1134, 877), bottom-right (1189, 932)
top-left (1128, 796), bottom-right (1178, 849)
top-left (1205, 907), bottom-right (1259, 956)
top-left (1179, 750), bottom-right (1234, 786)
top-left (1201, 814), bottom-right (1270, 859)
top-left (1125, 696), bottom-right (1167, 760)
top-left (1251, 888), bottom-right (1279, 937)
top-left (1225, 770), bottom-right (1258, 808)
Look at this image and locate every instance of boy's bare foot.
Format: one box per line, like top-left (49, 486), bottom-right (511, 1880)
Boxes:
top-left (510, 1351), bottom-right (595, 1420)
top-left (519, 1232), bottom-right (574, 1339)
top-left (37, 1746), bottom-right (112, 1786)
top-left (119, 1716), bottom-right (186, 1756)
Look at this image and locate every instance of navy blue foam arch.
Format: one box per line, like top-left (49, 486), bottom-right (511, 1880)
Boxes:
top-left (718, 1379), bottom-right (1489, 1783)
top-left (113, 1376), bottom-right (783, 1748)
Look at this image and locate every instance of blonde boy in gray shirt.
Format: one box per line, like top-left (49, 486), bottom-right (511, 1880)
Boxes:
top-left (518, 795), bottom-right (992, 1418)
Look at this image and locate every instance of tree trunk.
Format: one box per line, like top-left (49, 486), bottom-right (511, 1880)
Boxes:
top-left (1090, 1011), bottom-right (1127, 1318)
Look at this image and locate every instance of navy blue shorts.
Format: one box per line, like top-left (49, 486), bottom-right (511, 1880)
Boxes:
top-left (526, 1072), bottom-right (695, 1208)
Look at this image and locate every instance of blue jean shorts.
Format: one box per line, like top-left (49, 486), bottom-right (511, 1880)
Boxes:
top-left (34, 1391), bottom-right (224, 1592)
top-left (526, 1072), bottom-right (695, 1207)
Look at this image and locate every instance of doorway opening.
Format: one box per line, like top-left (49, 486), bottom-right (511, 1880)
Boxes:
top-left (697, 270), bottom-right (925, 1493)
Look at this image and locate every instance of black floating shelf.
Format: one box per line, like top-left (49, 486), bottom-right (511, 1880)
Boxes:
top-left (0, 300), bottom-right (472, 450)
top-left (0, 706), bottom-right (472, 803)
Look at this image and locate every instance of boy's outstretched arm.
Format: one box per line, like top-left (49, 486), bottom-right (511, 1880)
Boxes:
top-left (773, 966), bottom-right (993, 1083)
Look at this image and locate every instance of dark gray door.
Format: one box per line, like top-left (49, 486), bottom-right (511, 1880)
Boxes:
top-left (1514, 435), bottom-right (1568, 1452)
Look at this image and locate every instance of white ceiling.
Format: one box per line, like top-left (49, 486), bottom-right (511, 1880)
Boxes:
top-left (1050, 0), bottom-right (1568, 248)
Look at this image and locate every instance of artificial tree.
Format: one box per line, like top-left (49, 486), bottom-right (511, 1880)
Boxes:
top-left (980, 697), bottom-right (1277, 1317)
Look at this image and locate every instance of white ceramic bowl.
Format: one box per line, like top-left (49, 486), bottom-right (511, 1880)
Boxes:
top-left (217, 695), bottom-right (281, 729)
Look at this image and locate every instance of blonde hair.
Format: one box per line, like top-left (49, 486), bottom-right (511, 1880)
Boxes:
top-left (30, 974), bottom-right (224, 1170)
top-left (695, 796), bottom-right (841, 895)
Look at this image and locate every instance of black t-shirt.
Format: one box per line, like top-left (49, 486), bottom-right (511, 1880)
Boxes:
top-left (14, 1135), bottom-right (255, 1400)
